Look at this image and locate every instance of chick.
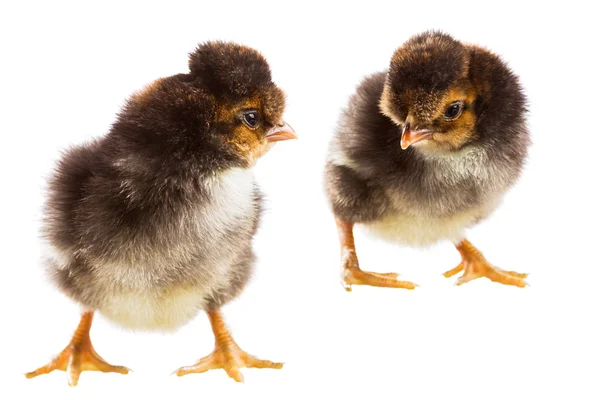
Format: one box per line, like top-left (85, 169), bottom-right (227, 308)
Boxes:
top-left (325, 31), bottom-right (530, 291)
top-left (26, 41), bottom-right (296, 385)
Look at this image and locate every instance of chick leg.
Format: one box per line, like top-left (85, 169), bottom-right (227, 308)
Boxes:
top-left (173, 309), bottom-right (282, 382)
top-left (336, 218), bottom-right (417, 292)
top-left (25, 311), bottom-right (130, 386)
top-left (443, 239), bottom-right (528, 288)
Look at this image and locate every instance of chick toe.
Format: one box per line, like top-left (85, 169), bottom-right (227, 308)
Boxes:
top-left (442, 264), bottom-right (465, 278)
top-left (496, 269), bottom-right (529, 279)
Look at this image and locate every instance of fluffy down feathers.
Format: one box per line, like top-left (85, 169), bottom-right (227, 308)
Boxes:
top-left (42, 42), bottom-right (285, 330)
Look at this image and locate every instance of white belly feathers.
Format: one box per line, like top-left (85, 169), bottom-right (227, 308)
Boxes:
top-left (359, 198), bottom-right (499, 247)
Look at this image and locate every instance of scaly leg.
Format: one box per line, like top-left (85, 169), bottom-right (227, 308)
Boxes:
top-left (336, 218), bottom-right (417, 292)
top-left (173, 309), bottom-right (282, 382)
top-left (444, 239), bottom-right (528, 288)
top-left (25, 311), bottom-right (130, 386)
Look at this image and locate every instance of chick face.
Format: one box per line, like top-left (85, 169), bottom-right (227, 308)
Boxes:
top-left (379, 31), bottom-right (481, 152)
top-left (189, 41), bottom-right (296, 166)
top-left (211, 89), bottom-right (294, 164)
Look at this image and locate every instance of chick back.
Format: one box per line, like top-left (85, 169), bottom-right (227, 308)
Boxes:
top-left (42, 141), bottom-right (261, 331)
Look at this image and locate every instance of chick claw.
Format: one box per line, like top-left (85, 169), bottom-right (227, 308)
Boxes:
top-left (444, 239), bottom-right (529, 288)
top-left (24, 312), bottom-right (129, 386)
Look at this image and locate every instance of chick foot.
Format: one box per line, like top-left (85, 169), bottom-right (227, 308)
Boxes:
top-left (336, 218), bottom-right (417, 292)
top-left (25, 311), bottom-right (130, 386)
top-left (342, 249), bottom-right (417, 292)
top-left (173, 309), bottom-right (282, 382)
top-left (444, 239), bottom-right (528, 288)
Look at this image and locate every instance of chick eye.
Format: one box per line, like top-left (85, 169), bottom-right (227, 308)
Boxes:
top-left (242, 110), bottom-right (261, 129)
top-left (444, 102), bottom-right (464, 120)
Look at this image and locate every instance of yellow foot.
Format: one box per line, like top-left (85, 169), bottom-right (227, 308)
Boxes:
top-left (341, 249), bottom-right (417, 292)
top-left (173, 344), bottom-right (282, 382)
top-left (444, 239), bottom-right (529, 288)
top-left (336, 219), bottom-right (417, 292)
top-left (343, 267), bottom-right (417, 292)
top-left (173, 310), bottom-right (282, 382)
top-left (25, 312), bottom-right (130, 386)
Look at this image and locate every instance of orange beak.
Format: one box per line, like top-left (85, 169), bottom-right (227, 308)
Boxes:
top-left (401, 122), bottom-right (434, 150)
top-left (265, 122), bottom-right (297, 143)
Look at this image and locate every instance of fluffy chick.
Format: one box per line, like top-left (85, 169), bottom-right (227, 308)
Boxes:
top-left (325, 31), bottom-right (530, 291)
top-left (26, 41), bottom-right (296, 385)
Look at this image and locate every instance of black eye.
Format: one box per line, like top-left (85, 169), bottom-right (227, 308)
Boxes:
top-left (444, 102), bottom-right (464, 120)
top-left (242, 110), bottom-right (260, 128)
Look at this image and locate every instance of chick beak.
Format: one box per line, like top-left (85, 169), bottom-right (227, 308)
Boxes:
top-left (401, 122), bottom-right (434, 150)
top-left (265, 122), bottom-right (297, 143)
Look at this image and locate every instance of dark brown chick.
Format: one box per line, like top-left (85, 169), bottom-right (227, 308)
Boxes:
top-left (26, 41), bottom-right (296, 385)
top-left (325, 31), bottom-right (530, 291)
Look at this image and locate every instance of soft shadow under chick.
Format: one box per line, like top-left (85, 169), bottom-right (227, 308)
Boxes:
top-left (325, 31), bottom-right (530, 291)
top-left (26, 41), bottom-right (296, 385)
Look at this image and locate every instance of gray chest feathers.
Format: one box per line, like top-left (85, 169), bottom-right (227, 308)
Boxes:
top-left (49, 167), bottom-right (259, 331)
top-left (363, 146), bottom-right (519, 246)
top-left (97, 167), bottom-right (259, 288)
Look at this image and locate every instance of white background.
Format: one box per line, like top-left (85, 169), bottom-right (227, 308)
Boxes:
top-left (1, 1), bottom-right (599, 399)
